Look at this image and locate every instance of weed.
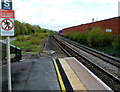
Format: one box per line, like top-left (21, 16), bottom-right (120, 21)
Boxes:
top-left (16, 35), bottom-right (27, 41)
top-left (65, 27), bottom-right (114, 47)
top-left (112, 35), bottom-right (120, 50)
top-left (30, 39), bottom-right (41, 45)
top-left (32, 33), bottom-right (49, 39)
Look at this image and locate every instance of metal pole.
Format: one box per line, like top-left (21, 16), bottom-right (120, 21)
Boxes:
top-left (6, 36), bottom-right (12, 91)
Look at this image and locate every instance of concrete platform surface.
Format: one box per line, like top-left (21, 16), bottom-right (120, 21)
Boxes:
top-left (63, 57), bottom-right (112, 91)
top-left (2, 57), bottom-right (60, 91)
top-left (2, 57), bottom-right (112, 91)
top-left (23, 58), bottom-right (60, 90)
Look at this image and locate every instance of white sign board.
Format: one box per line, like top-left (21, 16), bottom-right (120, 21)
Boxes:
top-left (0, 9), bottom-right (15, 36)
top-left (105, 29), bottom-right (112, 32)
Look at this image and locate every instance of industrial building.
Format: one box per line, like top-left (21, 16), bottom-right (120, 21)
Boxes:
top-left (61, 17), bottom-right (120, 35)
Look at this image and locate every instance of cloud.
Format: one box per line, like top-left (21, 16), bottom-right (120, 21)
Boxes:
top-left (11, 0), bottom-right (119, 31)
top-left (118, 2), bottom-right (120, 16)
top-left (13, 0), bottom-right (40, 23)
top-left (96, 0), bottom-right (120, 4)
top-left (79, 0), bottom-right (120, 4)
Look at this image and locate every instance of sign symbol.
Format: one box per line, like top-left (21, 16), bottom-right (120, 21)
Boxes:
top-left (4, 20), bottom-right (10, 29)
top-left (1, 19), bottom-right (13, 31)
top-left (2, 0), bottom-right (12, 10)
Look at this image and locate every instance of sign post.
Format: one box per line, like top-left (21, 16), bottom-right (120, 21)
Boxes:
top-left (1, 0), bottom-right (14, 91)
top-left (6, 36), bottom-right (11, 91)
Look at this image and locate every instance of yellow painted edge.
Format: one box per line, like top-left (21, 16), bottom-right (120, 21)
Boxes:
top-left (53, 59), bottom-right (66, 92)
top-left (59, 59), bottom-right (87, 91)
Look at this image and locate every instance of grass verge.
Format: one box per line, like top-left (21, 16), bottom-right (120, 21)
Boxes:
top-left (64, 27), bottom-right (120, 58)
top-left (93, 46), bottom-right (120, 58)
top-left (11, 33), bottom-right (49, 54)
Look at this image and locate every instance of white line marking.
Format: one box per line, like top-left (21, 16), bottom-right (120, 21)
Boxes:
top-left (72, 57), bottom-right (113, 91)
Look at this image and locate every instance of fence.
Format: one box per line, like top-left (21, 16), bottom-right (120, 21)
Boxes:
top-left (0, 40), bottom-right (21, 64)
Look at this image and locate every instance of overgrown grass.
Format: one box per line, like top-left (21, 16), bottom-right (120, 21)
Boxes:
top-left (11, 40), bottom-right (44, 54)
top-left (16, 35), bottom-right (27, 41)
top-left (93, 45), bottom-right (120, 57)
top-left (64, 27), bottom-right (120, 57)
top-left (30, 38), bottom-right (41, 45)
top-left (65, 27), bottom-right (114, 47)
top-left (87, 27), bottom-right (113, 47)
top-left (112, 35), bottom-right (120, 50)
top-left (11, 33), bottom-right (50, 54)
top-left (2, 37), bottom-right (6, 39)
top-left (32, 33), bottom-right (50, 39)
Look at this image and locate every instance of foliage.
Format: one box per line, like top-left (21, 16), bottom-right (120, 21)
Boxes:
top-left (87, 27), bottom-right (113, 47)
top-left (32, 33), bottom-right (49, 39)
top-left (14, 20), bottom-right (52, 36)
top-left (16, 35), bottom-right (27, 41)
top-left (14, 20), bottom-right (28, 36)
top-left (14, 20), bottom-right (22, 35)
top-left (65, 27), bottom-right (115, 47)
top-left (77, 31), bottom-right (90, 44)
top-left (11, 33), bottom-right (49, 53)
top-left (30, 38), bottom-right (41, 45)
top-left (112, 35), bottom-right (120, 50)
top-left (11, 20), bottom-right (52, 54)
top-left (27, 35), bottom-right (34, 40)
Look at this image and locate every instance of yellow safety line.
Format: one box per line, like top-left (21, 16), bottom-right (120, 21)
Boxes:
top-left (53, 59), bottom-right (66, 92)
top-left (59, 59), bottom-right (87, 91)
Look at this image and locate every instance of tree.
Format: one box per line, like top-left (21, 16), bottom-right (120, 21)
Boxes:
top-left (14, 20), bottom-right (53, 36)
top-left (19, 23), bottom-right (28, 35)
top-left (14, 20), bottom-right (21, 35)
top-left (24, 23), bottom-right (33, 34)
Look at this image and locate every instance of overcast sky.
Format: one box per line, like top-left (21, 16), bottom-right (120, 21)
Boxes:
top-left (9, 0), bottom-right (120, 31)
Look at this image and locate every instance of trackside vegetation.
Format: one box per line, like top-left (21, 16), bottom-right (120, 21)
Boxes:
top-left (14, 20), bottom-right (52, 36)
top-left (64, 27), bottom-right (120, 57)
top-left (11, 33), bottom-right (50, 54)
top-left (10, 20), bottom-right (52, 54)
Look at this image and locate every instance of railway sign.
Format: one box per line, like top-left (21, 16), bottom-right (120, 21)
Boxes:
top-left (1, 0), bottom-right (14, 91)
top-left (0, 9), bottom-right (15, 36)
top-left (1, 18), bottom-right (14, 31)
top-left (1, 0), bottom-right (12, 10)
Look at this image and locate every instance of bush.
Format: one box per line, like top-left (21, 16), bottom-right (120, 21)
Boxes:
top-left (66, 31), bottom-right (77, 40)
top-left (65, 27), bottom-right (114, 47)
top-left (86, 27), bottom-right (113, 47)
top-left (102, 33), bottom-right (114, 46)
top-left (112, 35), bottom-right (120, 50)
top-left (32, 33), bottom-right (50, 39)
top-left (30, 38), bottom-right (41, 45)
top-left (77, 31), bottom-right (90, 44)
top-left (16, 36), bottom-right (26, 41)
top-left (87, 27), bottom-right (100, 46)
top-left (27, 33), bottom-right (50, 41)
top-left (27, 35), bottom-right (34, 40)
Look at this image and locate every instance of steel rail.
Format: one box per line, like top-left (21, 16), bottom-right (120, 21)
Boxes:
top-left (53, 35), bottom-right (120, 91)
top-left (58, 35), bottom-right (120, 67)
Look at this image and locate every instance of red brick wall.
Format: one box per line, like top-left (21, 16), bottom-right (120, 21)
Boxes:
top-left (62, 17), bottom-right (120, 35)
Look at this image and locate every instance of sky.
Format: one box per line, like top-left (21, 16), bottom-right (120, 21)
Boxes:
top-left (2, 0), bottom-right (120, 31)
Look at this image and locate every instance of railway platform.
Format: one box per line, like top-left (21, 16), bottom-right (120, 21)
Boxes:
top-left (2, 57), bottom-right (112, 91)
top-left (54, 57), bottom-right (112, 91)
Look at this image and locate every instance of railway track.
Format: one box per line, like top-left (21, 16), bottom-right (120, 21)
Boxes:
top-left (52, 34), bottom-right (120, 91)
top-left (59, 35), bottom-right (120, 67)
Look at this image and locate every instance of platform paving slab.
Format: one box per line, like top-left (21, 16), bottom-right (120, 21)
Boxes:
top-left (64, 57), bottom-right (111, 90)
top-left (2, 57), bottom-right (60, 91)
top-left (23, 57), bottom-right (60, 90)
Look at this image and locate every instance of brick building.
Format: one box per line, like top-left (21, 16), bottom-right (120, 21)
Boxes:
top-left (62, 17), bottom-right (120, 35)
